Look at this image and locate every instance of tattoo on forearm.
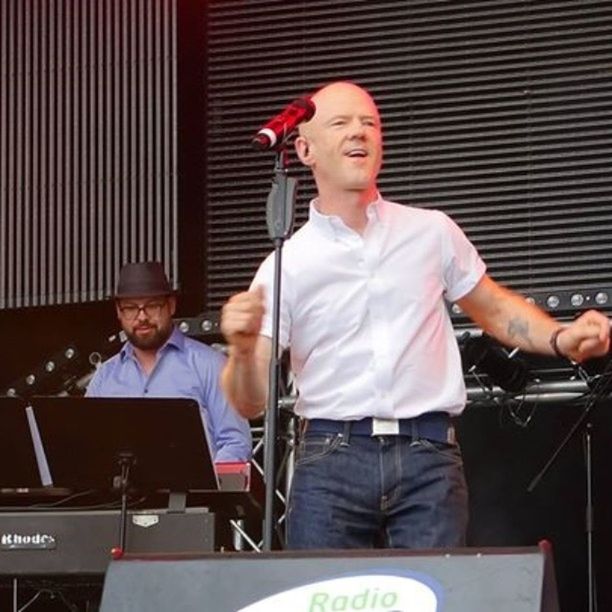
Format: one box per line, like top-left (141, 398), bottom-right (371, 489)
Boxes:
top-left (507, 317), bottom-right (533, 348)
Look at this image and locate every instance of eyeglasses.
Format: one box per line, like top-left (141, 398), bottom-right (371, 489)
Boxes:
top-left (118, 300), bottom-right (167, 320)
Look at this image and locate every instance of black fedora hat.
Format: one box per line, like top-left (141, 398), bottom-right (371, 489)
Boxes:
top-left (115, 262), bottom-right (174, 299)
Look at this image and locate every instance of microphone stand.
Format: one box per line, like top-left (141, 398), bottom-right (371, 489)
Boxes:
top-left (113, 451), bottom-right (136, 557)
top-left (262, 147), bottom-right (297, 551)
top-left (527, 360), bottom-right (612, 612)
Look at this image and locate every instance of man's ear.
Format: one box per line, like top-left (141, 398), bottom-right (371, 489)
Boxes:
top-left (168, 295), bottom-right (177, 316)
top-left (295, 136), bottom-right (313, 166)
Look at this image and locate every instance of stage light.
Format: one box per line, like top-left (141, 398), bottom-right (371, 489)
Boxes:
top-left (570, 293), bottom-right (585, 307)
top-left (454, 287), bottom-right (612, 322)
top-left (2, 345), bottom-right (80, 397)
top-left (595, 291), bottom-right (609, 305)
top-left (462, 334), bottom-right (529, 394)
top-left (451, 304), bottom-right (462, 315)
top-left (200, 318), bottom-right (214, 333)
top-left (173, 314), bottom-right (219, 337)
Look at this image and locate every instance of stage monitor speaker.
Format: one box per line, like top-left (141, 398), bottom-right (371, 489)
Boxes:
top-left (100, 542), bottom-right (559, 612)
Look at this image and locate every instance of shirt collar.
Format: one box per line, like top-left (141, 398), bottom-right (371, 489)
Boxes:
top-left (308, 193), bottom-right (385, 239)
top-left (120, 325), bottom-right (184, 360)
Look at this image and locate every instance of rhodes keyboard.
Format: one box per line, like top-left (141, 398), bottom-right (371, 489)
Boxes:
top-left (0, 507), bottom-right (214, 576)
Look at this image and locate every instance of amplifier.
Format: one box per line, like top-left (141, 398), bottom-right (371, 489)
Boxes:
top-left (0, 508), bottom-right (214, 576)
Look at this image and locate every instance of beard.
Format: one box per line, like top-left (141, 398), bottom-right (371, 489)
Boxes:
top-left (125, 322), bottom-right (173, 351)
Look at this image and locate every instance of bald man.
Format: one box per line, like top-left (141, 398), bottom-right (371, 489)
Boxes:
top-left (221, 81), bottom-right (610, 550)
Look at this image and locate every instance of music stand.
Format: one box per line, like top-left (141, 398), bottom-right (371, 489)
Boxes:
top-left (0, 397), bottom-right (42, 490)
top-left (30, 396), bottom-right (218, 492)
top-left (29, 396), bottom-right (219, 553)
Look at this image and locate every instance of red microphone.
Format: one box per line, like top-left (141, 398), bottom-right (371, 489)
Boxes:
top-left (252, 97), bottom-right (316, 151)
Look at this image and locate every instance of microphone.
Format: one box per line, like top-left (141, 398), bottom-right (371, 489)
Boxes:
top-left (252, 97), bottom-right (316, 151)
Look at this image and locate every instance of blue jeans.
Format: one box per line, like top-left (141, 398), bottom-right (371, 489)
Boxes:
top-left (286, 431), bottom-right (468, 549)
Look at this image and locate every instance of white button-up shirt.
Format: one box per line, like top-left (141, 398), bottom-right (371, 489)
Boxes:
top-left (252, 196), bottom-right (486, 420)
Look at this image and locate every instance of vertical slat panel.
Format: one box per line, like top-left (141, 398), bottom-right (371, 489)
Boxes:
top-left (128, 0), bottom-right (138, 264)
top-left (88, 0), bottom-right (98, 295)
top-left (0, 0), bottom-right (8, 305)
top-left (144, 0), bottom-right (153, 260)
top-left (169, 0), bottom-right (178, 288)
top-left (30, 0), bottom-right (38, 305)
top-left (78, 0), bottom-right (89, 297)
top-left (96, 0), bottom-right (106, 296)
top-left (0, 0), bottom-right (180, 308)
top-left (55, 0), bottom-right (64, 303)
top-left (38, 0), bottom-right (49, 305)
top-left (22, 0), bottom-right (31, 305)
top-left (11, 0), bottom-right (23, 304)
top-left (48, 0), bottom-right (57, 302)
top-left (111, 0), bottom-right (119, 272)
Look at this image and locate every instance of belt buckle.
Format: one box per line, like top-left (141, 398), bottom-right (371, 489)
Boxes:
top-left (372, 418), bottom-right (400, 435)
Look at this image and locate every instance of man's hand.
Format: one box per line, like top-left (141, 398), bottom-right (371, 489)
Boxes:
top-left (556, 310), bottom-right (611, 362)
top-left (220, 286), bottom-right (270, 418)
top-left (221, 286), bottom-right (266, 358)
